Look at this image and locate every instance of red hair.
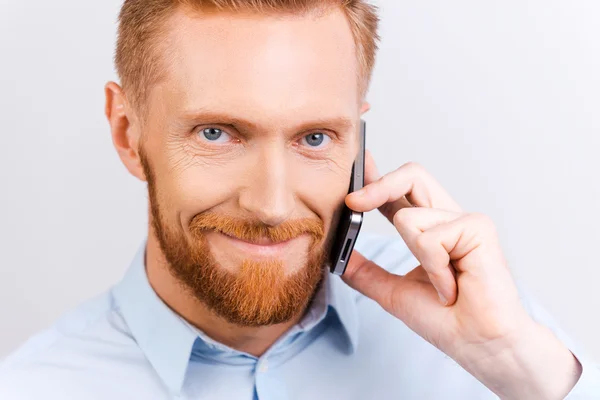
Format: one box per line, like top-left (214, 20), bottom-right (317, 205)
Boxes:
top-left (115, 0), bottom-right (380, 110)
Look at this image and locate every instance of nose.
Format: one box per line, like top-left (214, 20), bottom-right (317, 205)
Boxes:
top-left (238, 142), bottom-right (296, 226)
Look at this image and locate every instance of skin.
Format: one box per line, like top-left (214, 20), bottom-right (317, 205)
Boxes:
top-left (105, 5), bottom-right (581, 399)
top-left (106, 6), bottom-right (369, 357)
top-left (344, 156), bottom-right (582, 399)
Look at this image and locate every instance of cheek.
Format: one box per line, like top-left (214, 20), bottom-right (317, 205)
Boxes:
top-left (176, 164), bottom-right (249, 227)
top-left (155, 132), bottom-right (354, 234)
top-left (292, 158), bottom-right (353, 232)
top-left (157, 150), bottom-right (250, 231)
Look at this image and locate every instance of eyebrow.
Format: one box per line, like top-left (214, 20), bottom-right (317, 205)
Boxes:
top-left (178, 109), bottom-right (355, 133)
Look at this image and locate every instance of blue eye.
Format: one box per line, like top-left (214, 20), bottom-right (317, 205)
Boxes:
top-left (199, 127), bottom-right (231, 143)
top-left (301, 132), bottom-right (331, 148)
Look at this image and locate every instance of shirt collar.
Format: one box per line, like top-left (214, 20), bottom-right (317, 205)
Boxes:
top-left (323, 270), bottom-right (360, 353)
top-left (112, 239), bottom-right (360, 395)
top-left (112, 240), bottom-right (197, 396)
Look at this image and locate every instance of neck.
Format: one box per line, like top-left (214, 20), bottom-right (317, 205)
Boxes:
top-left (145, 231), bottom-right (303, 357)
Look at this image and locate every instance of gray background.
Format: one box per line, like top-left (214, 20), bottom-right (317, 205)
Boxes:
top-left (0, 0), bottom-right (598, 360)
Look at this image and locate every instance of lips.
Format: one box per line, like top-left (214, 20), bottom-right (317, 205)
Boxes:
top-left (214, 232), bottom-right (305, 258)
top-left (222, 232), bottom-right (291, 246)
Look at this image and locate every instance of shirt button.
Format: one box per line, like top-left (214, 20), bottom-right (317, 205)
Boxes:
top-left (258, 359), bottom-right (269, 373)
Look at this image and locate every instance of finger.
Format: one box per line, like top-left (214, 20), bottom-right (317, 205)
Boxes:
top-left (361, 150), bottom-right (413, 216)
top-left (342, 250), bottom-right (401, 309)
top-left (343, 251), bottom-right (448, 324)
top-left (393, 207), bottom-right (463, 305)
top-left (427, 212), bottom-right (504, 274)
top-left (346, 162), bottom-right (462, 222)
top-left (403, 212), bottom-right (503, 305)
top-left (363, 149), bottom-right (381, 185)
top-left (394, 207), bottom-right (464, 235)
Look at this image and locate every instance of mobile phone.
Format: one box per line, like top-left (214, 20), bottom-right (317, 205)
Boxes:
top-left (328, 119), bottom-right (366, 276)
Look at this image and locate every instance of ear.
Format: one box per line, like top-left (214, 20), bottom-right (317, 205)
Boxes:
top-left (360, 101), bottom-right (371, 115)
top-left (104, 82), bottom-right (146, 182)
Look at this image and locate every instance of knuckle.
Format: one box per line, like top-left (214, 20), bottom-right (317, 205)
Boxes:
top-left (393, 207), bottom-right (413, 227)
top-left (369, 174), bottom-right (387, 192)
top-left (415, 232), bottom-right (431, 254)
top-left (402, 161), bottom-right (428, 178)
top-left (468, 212), bottom-right (495, 228)
top-left (401, 161), bottom-right (431, 186)
top-left (403, 161), bottom-right (423, 172)
top-left (376, 174), bottom-right (388, 188)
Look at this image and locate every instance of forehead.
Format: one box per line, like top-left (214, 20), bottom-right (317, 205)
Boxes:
top-left (154, 7), bottom-right (360, 126)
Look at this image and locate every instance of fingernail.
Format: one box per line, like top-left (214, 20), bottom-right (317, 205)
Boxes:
top-left (437, 290), bottom-right (448, 306)
top-left (353, 189), bottom-right (366, 197)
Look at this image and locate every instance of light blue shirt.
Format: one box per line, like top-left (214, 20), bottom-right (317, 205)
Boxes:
top-left (1, 233), bottom-right (599, 399)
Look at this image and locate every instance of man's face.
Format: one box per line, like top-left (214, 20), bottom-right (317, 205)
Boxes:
top-left (138, 7), bottom-right (362, 326)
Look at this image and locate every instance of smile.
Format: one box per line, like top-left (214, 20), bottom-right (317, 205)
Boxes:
top-left (217, 232), bottom-right (300, 257)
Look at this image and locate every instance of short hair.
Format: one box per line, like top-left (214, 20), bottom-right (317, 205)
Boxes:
top-left (115, 0), bottom-right (380, 113)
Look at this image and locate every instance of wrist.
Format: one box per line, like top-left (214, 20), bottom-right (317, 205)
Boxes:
top-left (462, 319), bottom-right (582, 399)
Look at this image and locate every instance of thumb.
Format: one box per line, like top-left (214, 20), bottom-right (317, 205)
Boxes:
top-left (341, 250), bottom-right (404, 311)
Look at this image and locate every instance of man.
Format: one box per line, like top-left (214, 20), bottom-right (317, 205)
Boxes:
top-left (1, 0), bottom-right (598, 398)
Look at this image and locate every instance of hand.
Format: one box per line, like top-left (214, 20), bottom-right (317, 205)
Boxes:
top-left (343, 152), bottom-right (581, 400)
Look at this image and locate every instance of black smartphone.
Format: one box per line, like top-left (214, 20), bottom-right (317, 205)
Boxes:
top-left (328, 119), bottom-right (366, 276)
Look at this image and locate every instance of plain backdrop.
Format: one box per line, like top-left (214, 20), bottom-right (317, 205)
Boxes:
top-left (0, 0), bottom-right (599, 361)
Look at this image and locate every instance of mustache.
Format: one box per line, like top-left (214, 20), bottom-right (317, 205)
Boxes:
top-left (189, 213), bottom-right (325, 243)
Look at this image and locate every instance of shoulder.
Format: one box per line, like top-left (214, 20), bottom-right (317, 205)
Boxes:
top-left (0, 291), bottom-right (147, 399)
